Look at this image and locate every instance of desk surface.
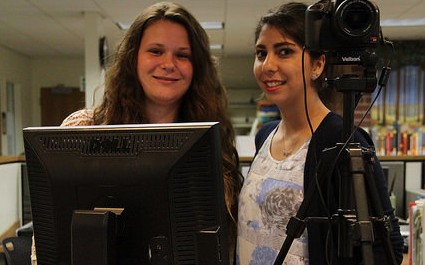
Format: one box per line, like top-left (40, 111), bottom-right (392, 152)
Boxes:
top-left (0, 221), bottom-right (19, 253)
top-left (0, 156), bottom-right (25, 165)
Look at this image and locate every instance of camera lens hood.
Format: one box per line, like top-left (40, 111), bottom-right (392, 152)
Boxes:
top-left (334, 0), bottom-right (379, 38)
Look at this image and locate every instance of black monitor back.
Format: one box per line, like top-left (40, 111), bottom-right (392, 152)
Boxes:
top-left (23, 122), bottom-right (229, 265)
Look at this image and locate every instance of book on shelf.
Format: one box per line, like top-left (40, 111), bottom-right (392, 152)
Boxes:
top-left (368, 124), bottom-right (425, 156)
top-left (408, 199), bottom-right (425, 265)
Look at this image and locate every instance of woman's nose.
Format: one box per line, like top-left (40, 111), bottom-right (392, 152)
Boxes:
top-left (262, 54), bottom-right (278, 73)
top-left (160, 53), bottom-right (176, 71)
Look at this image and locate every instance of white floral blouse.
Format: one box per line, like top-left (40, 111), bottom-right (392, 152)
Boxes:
top-left (237, 127), bottom-right (310, 265)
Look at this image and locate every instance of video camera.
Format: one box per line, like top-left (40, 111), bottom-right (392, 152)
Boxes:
top-left (305, 0), bottom-right (383, 92)
top-left (305, 0), bottom-right (380, 52)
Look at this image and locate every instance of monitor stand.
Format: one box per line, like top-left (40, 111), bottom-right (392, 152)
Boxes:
top-left (71, 209), bottom-right (228, 265)
top-left (71, 208), bottom-right (123, 265)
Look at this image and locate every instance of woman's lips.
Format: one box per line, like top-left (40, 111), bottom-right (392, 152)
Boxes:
top-left (264, 80), bottom-right (284, 92)
top-left (154, 76), bottom-right (179, 81)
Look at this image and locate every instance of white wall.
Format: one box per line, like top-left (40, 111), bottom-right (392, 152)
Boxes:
top-left (0, 47), bottom-right (31, 90)
top-left (0, 45), bottom-right (85, 154)
top-left (0, 46), bottom-right (31, 155)
top-left (219, 56), bottom-right (257, 90)
top-left (0, 163), bottom-right (22, 234)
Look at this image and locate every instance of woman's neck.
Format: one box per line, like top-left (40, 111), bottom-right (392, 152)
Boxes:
top-left (271, 104), bottom-right (329, 160)
top-left (280, 100), bottom-right (330, 136)
top-left (144, 103), bottom-right (180, 124)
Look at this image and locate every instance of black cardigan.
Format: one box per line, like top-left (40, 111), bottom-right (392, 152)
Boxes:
top-left (254, 112), bottom-right (404, 265)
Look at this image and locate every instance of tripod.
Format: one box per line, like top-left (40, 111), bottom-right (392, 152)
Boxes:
top-left (272, 67), bottom-right (397, 265)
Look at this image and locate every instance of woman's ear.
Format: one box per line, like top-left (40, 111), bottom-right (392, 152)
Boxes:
top-left (313, 54), bottom-right (326, 77)
top-left (310, 54), bottom-right (326, 80)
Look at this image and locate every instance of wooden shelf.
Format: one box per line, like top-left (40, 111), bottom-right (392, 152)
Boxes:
top-left (229, 103), bottom-right (256, 109)
top-left (239, 155), bottom-right (425, 163)
top-left (233, 123), bottom-right (252, 129)
top-left (0, 156), bottom-right (25, 164)
top-left (378, 155), bottom-right (425, 161)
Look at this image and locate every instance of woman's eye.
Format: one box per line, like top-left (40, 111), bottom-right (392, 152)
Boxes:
top-left (148, 49), bottom-right (162, 55)
top-left (278, 48), bottom-right (292, 57)
top-left (255, 50), bottom-right (266, 60)
top-left (176, 53), bottom-right (191, 59)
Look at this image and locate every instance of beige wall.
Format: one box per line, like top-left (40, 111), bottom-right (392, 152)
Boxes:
top-left (30, 57), bottom-right (85, 125)
top-left (219, 56), bottom-right (257, 90)
top-left (0, 46), bottom-right (31, 154)
top-left (0, 45), bottom-right (84, 154)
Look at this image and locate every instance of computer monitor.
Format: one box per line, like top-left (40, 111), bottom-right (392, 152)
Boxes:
top-left (23, 122), bottom-right (229, 265)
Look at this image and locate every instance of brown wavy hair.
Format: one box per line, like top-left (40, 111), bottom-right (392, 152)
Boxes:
top-left (92, 1), bottom-right (242, 245)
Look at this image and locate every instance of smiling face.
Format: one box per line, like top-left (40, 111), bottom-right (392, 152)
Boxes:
top-left (137, 19), bottom-right (193, 113)
top-left (253, 24), bottom-right (322, 109)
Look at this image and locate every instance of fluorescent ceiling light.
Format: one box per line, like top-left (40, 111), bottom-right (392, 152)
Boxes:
top-left (381, 18), bottom-right (425, 27)
top-left (115, 22), bottom-right (224, 50)
top-left (116, 22), bottom-right (130, 30)
top-left (210, 44), bottom-right (223, 50)
top-left (116, 22), bottom-right (223, 50)
top-left (200, 21), bottom-right (224, 30)
top-left (116, 21), bottom-right (224, 30)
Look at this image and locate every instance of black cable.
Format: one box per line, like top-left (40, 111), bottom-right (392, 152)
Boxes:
top-left (302, 46), bottom-right (334, 265)
top-left (302, 46), bottom-right (330, 215)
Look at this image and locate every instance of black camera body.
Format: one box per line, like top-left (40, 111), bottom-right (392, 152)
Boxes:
top-left (305, 0), bottom-right (380, 52)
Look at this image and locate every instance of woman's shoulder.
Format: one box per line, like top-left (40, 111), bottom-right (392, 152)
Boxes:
top-left (316, 112), bottom-right (374, 146)
top-left (61, 109), bottom-right (95, 126)
top-left (255, 120), bottom-right (280, 151)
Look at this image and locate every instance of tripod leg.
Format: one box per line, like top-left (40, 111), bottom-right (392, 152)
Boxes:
top-left (362, 150), bottom-right (398, 265)
top-left (347, 146), bottom-right (397, 265)
top-left (349, 149), bottom-right (375, 265)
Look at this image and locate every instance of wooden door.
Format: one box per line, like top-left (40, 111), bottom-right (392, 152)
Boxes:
top-left (41, 86), bottom-right (85, 126)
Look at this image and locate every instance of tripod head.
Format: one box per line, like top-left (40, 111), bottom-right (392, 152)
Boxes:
top-left (324, 49), bottom-right (379, 141)
top-left (326, 49), bottom-right (379, 93)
